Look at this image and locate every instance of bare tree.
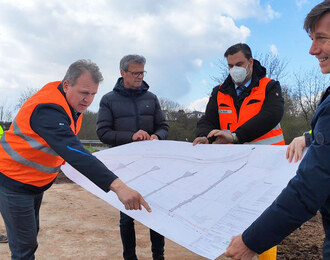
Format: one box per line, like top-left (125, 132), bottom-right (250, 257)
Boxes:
top-left (0, 100), bottom-right (13, 122)
top-left (211, 58), bottom-right (229, 85)
top-left (159, 97), bottom-right (181, 112)
top-left (294, 67), bottom-right (328, 125)
top-left (282, 86), bottom-right (300, 117)
top-left (16, 87), bottom-right (40, 111)
top-left (255, 52), bottom-right (288, 81)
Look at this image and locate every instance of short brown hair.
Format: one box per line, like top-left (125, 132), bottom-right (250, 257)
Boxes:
top-left (304, 0), bottom-right (330, 34)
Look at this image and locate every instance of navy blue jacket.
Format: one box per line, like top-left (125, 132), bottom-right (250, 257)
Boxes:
top-left (242, 87), bottom-right (330, 259)
top-left (96, 78), bottom-right (169, 147)
top-left (0, 83), bottom-right (117, 194)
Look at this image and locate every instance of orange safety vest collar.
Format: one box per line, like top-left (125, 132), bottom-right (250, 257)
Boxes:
top-left (217, 77), bottom-right (285, 145)
top-left (0, 81), bottom-right (82, 187)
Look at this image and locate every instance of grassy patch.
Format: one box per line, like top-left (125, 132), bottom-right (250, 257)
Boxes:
top-left (84, 146), bottom-right (100, 153)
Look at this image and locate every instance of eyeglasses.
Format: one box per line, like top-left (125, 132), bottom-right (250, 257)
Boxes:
top-left (126, 70), bottom-right (147, 77)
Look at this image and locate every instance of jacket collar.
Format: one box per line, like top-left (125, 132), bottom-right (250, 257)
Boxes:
top-left (320, 86), bottom-right (330, 104)
top-left (113, 77), bottom-right (149, 97)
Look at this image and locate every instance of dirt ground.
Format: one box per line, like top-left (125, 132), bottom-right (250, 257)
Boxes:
top-left (277, 213), bottom-right (324, 260)
top-left (0, 182), bottom-right (229, 260)
top-left (0, 176), bottom-right (324, 260)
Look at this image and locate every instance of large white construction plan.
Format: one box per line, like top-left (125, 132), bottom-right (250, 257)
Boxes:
top-left (61, 140), bottom-right (300, 259)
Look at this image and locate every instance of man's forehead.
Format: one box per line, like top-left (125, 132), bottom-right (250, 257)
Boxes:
top-left (311, 12), bottom-right (330, 35)
top-left (128, 62), bottom-right (144, 69)
top-left (227, 52), bottom-right (247, 63)
top-left (77, 86), bottom-right (98, 94)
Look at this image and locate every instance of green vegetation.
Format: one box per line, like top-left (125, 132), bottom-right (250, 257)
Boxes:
top-left (83, 145), bottom-right (99, 153)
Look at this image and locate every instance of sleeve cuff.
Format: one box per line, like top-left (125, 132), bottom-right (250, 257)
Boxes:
top-left (303, 132), bottom-right (312, 147)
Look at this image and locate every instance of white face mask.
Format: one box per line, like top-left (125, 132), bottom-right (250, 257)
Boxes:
top-left (229, 63), bottom-right (249, 84)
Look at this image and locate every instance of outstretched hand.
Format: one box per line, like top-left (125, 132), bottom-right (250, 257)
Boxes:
top-left (286, 136), bottom-right (306, 163)
top-left (110, 179), bottom-right (151, 212)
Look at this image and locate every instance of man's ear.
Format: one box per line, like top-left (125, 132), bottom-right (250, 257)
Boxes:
top-left (62, 80), bottom-right (69, 93)
top-left (120, 69), bottom-right (125, 77)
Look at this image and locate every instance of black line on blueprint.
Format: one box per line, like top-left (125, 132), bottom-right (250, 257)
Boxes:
top-left (144, 171), bottom-right (198, 198)
top-left (169, 161), bottom-right (248, 212)
top-left (126, 165), bottom-right (160, 184)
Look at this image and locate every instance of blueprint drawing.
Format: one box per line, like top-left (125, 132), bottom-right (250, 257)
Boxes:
top-left (61, 140), bottom-right (300, 259)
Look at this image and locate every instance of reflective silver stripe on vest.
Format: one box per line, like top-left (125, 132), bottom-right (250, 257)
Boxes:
top-left (273, 123), bottom-right (281, 130)
top-left (0, 133), bottom-right (61, 174)
top-left (246, 123), bottom-right (284, 145)
top-left (12, 118), bottom-right (58, 156)
top-left (248, 134), bottom-right (284, 145)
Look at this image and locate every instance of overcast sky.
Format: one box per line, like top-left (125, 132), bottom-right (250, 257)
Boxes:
top-left (0, 0), bottom-right (325, 115)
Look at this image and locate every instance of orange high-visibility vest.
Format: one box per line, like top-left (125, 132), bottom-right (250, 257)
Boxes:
top-left (217, 77), bottom-right (284, 145)
top-left (0, 81), bottom-right (82, 187)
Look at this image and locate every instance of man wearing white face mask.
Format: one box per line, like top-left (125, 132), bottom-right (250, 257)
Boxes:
top-left (193, 42), bottom-right (284, 259)
top-left (193, 43), bottom-right (284, 147)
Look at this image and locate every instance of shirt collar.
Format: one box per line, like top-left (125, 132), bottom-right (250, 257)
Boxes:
top-left (235, 78), bottom-right (252, 89)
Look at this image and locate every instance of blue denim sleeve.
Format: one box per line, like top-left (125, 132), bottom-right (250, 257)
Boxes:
top-left (30, 104), bottom-right (117, 192)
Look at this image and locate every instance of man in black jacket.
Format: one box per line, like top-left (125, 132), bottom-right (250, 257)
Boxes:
top-left (97, 55), bottom-right (169, 260)
top-left (192, 43), bottom-right (284, 259)
top-left (193, 43), bottom-right (284, 146)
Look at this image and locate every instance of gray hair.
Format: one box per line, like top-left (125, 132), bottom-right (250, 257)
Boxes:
top-left (304, 0), bottom-right (330, 34)
top-left (120, 55), bottom-right (146, 71)
top-left (62, 59), bottom-right (103, 85)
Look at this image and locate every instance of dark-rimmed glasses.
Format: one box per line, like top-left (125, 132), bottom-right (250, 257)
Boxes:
top-left (126, 70), bottom-right (147, 77)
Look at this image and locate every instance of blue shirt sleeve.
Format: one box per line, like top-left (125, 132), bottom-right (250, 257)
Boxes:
top-left (30, 103), bottom-right (118, 192)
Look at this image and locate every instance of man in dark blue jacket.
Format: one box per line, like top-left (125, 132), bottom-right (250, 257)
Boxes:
top-left (97, 55), bottom-right (169, 260)
top-left (0, 60), bottom-right (151, 259)
top-left (225, 1), bottom-right (330, 259)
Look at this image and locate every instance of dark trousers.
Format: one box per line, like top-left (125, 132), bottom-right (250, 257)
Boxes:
top-left (0, 184), bottom-right (43, 260)
top-left (120, 211), bottom-right (165, 260)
